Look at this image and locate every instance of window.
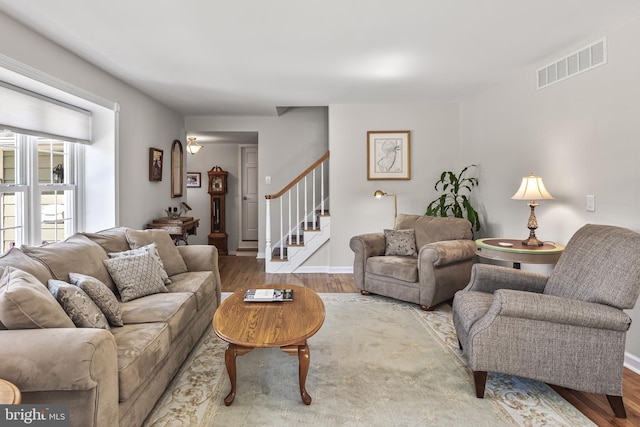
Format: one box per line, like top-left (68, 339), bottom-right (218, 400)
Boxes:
top-left (0, 129), bottom-right (81, 251)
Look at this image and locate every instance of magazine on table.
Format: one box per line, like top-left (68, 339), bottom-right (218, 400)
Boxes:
top-left (243, 288), bottom-right (294, 302)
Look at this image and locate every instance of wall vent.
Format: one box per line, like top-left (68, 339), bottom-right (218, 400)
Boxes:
top-left (537, 38), bottom-right (607, 89)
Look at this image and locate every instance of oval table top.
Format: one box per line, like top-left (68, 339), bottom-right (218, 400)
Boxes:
top-left (0, 379), bottom-right (21, 404)
top-left (213, 284), bottom-right (325, 348)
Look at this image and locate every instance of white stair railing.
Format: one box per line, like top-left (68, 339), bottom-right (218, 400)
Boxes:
top-left (265, 151), bottom-right (330, 265)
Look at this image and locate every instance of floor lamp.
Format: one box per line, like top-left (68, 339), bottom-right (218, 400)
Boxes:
top-left (374, 189), bottom-right (397, 219)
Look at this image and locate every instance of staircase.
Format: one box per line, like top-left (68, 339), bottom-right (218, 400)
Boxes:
top-left (265, 152), bottom-right (329, 273)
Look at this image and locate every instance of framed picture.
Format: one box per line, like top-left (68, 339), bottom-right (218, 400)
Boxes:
top-left (367, 131), bottom-right (411, 180)
top-left (149, 147), bottom-right (163, 181)
top-left (186, 172), bottom-right (201, 188)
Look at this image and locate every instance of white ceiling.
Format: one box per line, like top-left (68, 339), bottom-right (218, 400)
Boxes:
top-left (1, 0), bottom-right (640, 117)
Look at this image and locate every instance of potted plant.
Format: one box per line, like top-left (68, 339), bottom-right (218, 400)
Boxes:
top-left (426, 165), bottom-right (481, 232)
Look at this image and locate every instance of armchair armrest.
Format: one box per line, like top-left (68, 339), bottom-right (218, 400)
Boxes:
top-left (465, 263), bottom-right (549, 294)
top-left (350, 233), bottom-right (385, 290)
top-left (349, 233), bottom-right (385, 258)
top-left (490, 289), bottom-right (631, 331)
top-left (419, 240), bottom-right (476, 267)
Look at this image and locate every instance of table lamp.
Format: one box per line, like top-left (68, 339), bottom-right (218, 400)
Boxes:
top-left (511, 173), bottom-right (553, 246)
top-left (374, 189), bottom-right (397, 219)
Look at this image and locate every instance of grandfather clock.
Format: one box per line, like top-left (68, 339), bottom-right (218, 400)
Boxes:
top-left (207, 166), bottom-right (228, 254)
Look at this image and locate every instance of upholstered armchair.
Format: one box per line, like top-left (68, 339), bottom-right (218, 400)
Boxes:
top-left (350, 214), bottom-right (476, 310)
top-left (452, 224), bottom-right (640, 418)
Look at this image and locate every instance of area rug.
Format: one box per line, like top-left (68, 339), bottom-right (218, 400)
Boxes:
top-left (143, 293), bottom-right (595, 426)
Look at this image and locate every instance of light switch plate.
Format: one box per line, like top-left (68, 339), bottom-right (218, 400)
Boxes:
top-left (587, 195), bottom-right (595, 212)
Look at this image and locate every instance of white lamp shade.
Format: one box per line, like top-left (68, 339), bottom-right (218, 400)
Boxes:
top-left (511, 174), bottom-right (553, 201)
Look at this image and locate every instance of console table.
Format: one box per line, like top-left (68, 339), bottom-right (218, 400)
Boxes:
top-left (146, 217), bottom-right (200, 245)
top-left (475, 238), bottom-right (565, 269)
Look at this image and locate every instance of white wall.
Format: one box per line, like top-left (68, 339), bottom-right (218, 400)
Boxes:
top-left (0, 12), bottom-right (185, 230)
top-left (459, 17), bottom-right (640, 356)
top-left (328, 103), bottom-right (461, 269)
top-left (186, 107), bottom-right (329, 256)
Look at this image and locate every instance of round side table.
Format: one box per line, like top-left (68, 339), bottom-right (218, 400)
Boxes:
top-left (0, 379), bottom-right (21, 404)
top-left (475, 238), bottom-right (565, 269)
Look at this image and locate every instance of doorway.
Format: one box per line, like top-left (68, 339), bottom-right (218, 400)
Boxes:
top-left (238, 145), bottom-right (258, 251)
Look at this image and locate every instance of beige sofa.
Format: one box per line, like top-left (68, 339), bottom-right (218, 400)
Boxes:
top-left (0, 227), bottom-right (221, 427)
top-left (350, 214), bottom-right (476, 310)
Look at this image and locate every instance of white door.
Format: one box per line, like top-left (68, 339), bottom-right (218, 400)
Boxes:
top-left (241, 146), bottom-right (259, 242)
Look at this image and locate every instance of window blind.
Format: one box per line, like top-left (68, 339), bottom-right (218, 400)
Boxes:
top-left (0, 80), bottom-right (91, 143)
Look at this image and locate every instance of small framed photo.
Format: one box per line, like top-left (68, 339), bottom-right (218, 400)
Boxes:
top-left (367, 131), bottom-right (411, 180)
top-left (149, 147), bottom-right (163, 181)
top-left (186, 172), bottom-right (201, 188)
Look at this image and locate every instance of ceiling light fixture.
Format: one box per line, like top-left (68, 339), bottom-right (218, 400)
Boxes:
top-left (186, 137), bottom-right (202, 155)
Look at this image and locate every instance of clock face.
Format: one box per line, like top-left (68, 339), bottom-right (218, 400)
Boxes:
top-left (214, 177), bottom-right (223, 189)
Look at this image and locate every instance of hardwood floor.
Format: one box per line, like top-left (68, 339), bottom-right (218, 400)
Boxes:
top-left (218, 255), bottom-right (640, 426)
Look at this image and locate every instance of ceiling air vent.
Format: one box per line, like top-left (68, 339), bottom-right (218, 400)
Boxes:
top-left (537, 38), bottom-right (607, 89)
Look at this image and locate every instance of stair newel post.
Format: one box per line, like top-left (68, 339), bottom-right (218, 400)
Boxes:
top-left (312, 168), bottom-right (317, 230)
top-left (304, 176), bottom-right (308, 231)
top-left (279, 197), bottom-right (284, 260)
top-left (296, 182), bottom-right (300, 244)
top-left (321, 160), bottom-right (325, 215)
top-left (265, 198), bottom-right (272, 262)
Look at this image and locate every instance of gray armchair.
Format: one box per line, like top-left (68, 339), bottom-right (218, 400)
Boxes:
top-left (452, 224), bottom-right (640, 418)
top-left (350, 214), bottom-right (476, 310)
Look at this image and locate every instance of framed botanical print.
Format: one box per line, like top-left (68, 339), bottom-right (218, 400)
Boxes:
top-left (149, 147), bottom-right (163, 181)
top-left (367, 131), bottom-right (411, 180)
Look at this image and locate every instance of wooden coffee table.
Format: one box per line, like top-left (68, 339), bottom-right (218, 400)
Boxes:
top-left (0, 379), bottom-right (21, 404)
top-left (213, 284), bottom-right (325, 406)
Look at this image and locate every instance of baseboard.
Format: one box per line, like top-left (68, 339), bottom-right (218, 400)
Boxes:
top-left (289, 266), bottom-right (354, 274)
top-left (256, 252), bottom-right (265, 259)
top-left (625, 351), bottom-right (640, 374)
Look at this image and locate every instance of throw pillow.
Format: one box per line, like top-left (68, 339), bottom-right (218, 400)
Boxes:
top-left (48, 279), bottom-right (110, 330)
top-left (68, 273), bottom-right (123, 327)
top-left (108, 243), bottom-right (171, 285)
top-left (125, 229), bottom-right (188, 276)
top-left (384, 229), bottom-right (418, 256)
top-left (0, 266), bottom-right (75, 329)
top-left (103, 251), bottom-right (168, 302)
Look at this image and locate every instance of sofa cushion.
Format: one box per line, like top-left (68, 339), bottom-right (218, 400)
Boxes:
top-left (81, 227), bottom-right (131, 253)
top-left (69, 273), bottom-right (123, 327)
top-left (119, 292), bottom-right (197, 341)
top-left (0, 247), bottom-right (52, 285)
top-left (48, 279), bottom-right (110, 330)
top-left (111, 322), bottom-right (172, 401)
top-left (21, 234), bottom-right (116, 293)
top-left (167, 271), bottom-right (216, 310)
top-left (394, 214), bottom-right (472, 248)
top-left (366, 256), bottom-right (419, 283)
top-left (108, 242), bottom-right (171, 285)
top-left (384, 229), bottom-right (417, 256)
top-left (0, 267), bottom-right (75, 329)
top-left (126, 229), bottom-right (188, 276)
top-left (103, 252), bottom-right (168, 302)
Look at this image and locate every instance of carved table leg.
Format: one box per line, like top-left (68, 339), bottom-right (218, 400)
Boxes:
top-left (223, 344), bottom-right (253, 405)
top-left (223, 344), bottom-right (238, 406)
top-left (298, 343), bottom-right (312, 405)
top-left (282, 341), bottom-right (313, 405)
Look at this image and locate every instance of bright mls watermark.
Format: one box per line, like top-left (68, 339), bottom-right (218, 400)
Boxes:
top-left (0, 405), bottom-right (69, 426)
